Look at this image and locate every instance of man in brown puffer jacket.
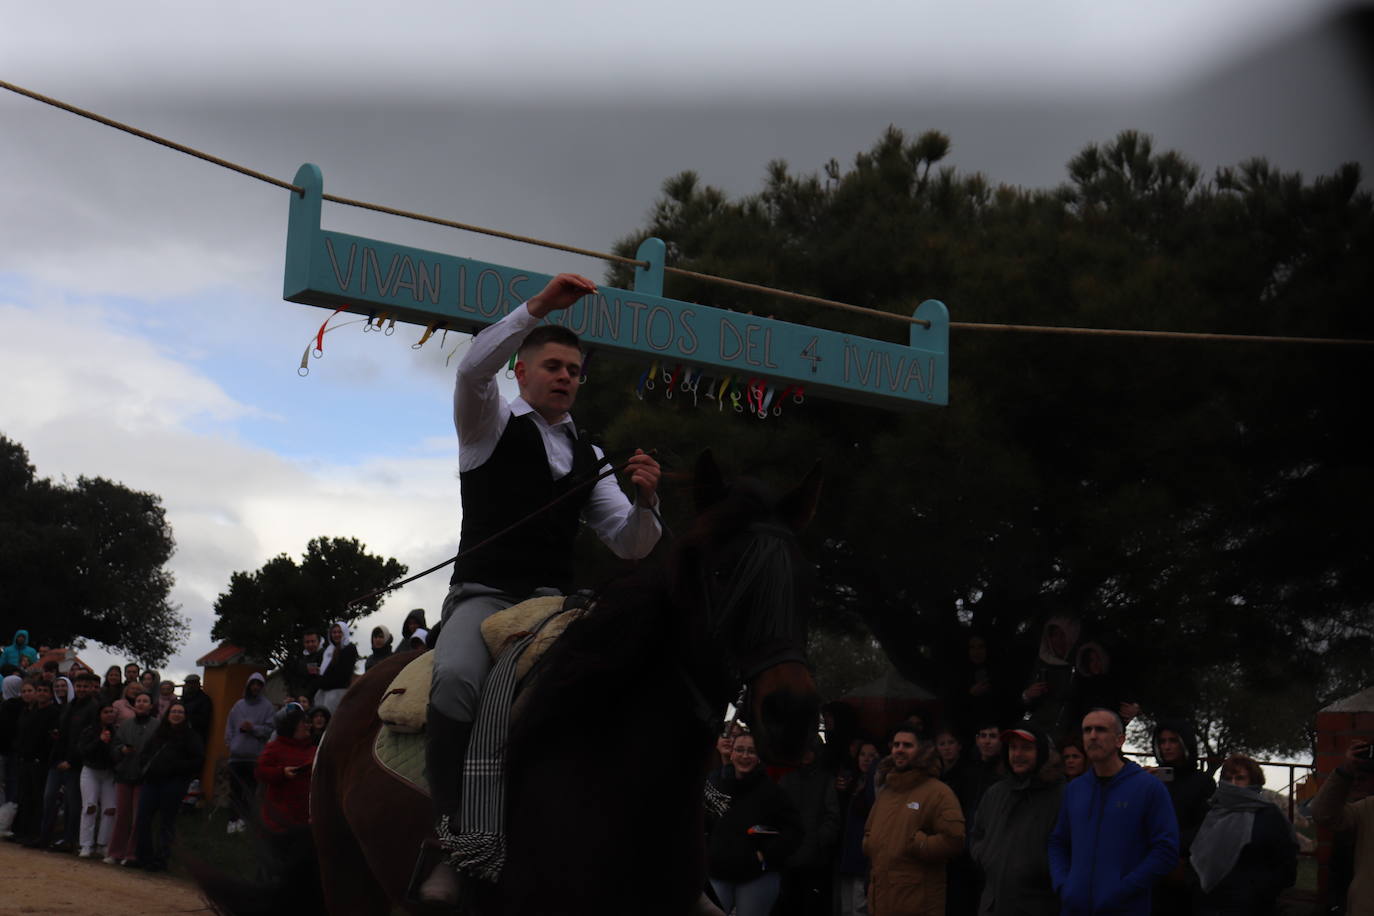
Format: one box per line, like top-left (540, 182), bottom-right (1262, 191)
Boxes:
top-left (863, 727), bottom-right (966, 915)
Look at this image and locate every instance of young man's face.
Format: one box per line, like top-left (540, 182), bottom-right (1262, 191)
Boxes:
top-left (303, 633), bottom-right (321, 654)
top-left (516, 341), bottom-right (582, 422)
top-left (75, 679), bottom-right (97, 700)
top-left (125, 664), bottom-right (140, 682)
top-left (1082, 711), bottom-right (1125, 763)
top-left (133, 694), bottom-right (152, 715)
top-left (34, 685), bottom-right (53, 707)
top-left (975, 727), bottom-right (1001, 760)
top-left (20, 683), bottom-right (35, 705)
top-left (372, 632), bottom-right (387, 650)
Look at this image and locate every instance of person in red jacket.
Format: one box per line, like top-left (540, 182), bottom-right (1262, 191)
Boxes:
top-left (255, 704), bottom-right (315, 834)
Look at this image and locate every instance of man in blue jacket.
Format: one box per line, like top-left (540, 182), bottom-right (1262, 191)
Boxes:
top-left (1048, 708), bottom-right (1178, 915)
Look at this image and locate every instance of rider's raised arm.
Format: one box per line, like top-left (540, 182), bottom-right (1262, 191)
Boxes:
top-left (453, 304), bottom-right (540, 470)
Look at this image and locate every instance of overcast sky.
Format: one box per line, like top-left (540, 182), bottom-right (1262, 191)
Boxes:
top-left (2, 1), bottom-right (1370, 681)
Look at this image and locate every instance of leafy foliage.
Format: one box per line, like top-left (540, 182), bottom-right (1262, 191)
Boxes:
top-left (209, 537), bottom-right (406, 670)
top-left (576, 128), bottom-right (1373, 755)
top-left (0, 434), bottom-right (185, 666)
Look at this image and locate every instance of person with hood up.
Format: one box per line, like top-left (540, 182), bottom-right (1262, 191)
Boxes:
top-left (1067, 640), bottom-right (1141, 728)
top-left (1049, 709), bottom-right (1179, 916)
top-left (364, 624), bottom-right (394, 671)
top-left (314, 621), bottom-right (358, 714)
top-left (1148, 717), bottom-right (1216, 915)
top-left (969, 725), bottom-right (1065, 916)
top-left (0, 630), bottom-right (39, 669)
top-left (134, 701), bottom-right (204, 870)
top-left (400, 608), bottom-right (426, 645)
top-left (223, 672), bottom-right (275, 835)
top-left (1189, 754), bottom-right (1297, 916)
top-left (863, 727), bottom-right (966, 916)
top-left (1019, 616), bottom-right (1080, 736)
top-left (706, 731), bottom-right (803, 916)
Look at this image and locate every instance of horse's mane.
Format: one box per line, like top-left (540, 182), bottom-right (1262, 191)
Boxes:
top-left (505, 476), bottom-right (804, 756)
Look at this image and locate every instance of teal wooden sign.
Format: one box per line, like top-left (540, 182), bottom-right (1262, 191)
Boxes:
top-left (284, 164), bottom-right (949, 408)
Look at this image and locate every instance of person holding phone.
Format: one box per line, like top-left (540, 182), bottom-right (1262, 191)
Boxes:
top-left (255, 704), bottom-right (316, 836)
top-left (134, 701), bottom-right (204, 871)
top-left (1147, 719), bottom-right (1216, 915)
top-left (1312, 736), bottom-right (1374, 915)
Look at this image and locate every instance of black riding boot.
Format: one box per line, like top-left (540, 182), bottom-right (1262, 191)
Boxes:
top-left (410, 710), bottom-right (474, 906)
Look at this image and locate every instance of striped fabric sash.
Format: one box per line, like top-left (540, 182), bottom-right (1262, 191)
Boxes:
top-left (439, 610), bottom-right (563, 882)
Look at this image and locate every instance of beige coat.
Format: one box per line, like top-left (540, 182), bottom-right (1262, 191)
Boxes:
top-left (1313, 768), bottom-right (1374, 916)
top-left (863, 752), bottom-right (966, 916)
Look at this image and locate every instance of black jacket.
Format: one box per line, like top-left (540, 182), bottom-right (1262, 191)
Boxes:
top-left (707, 767), bottom-right (803, 882)
top-left (78, 721), bottom-right (119, 771)
top-left (317, 643), bottom-right (359, 691)
top-left (1197, 797), bottom-right (1297, 915)
top-left (779, 759), bottom-right (841, 868)
top-left (139, 723), bottom-right (205, 783)
top-left (51, 695), bottom-right (97, 767)
top-left (15, 702), bottom-right (60, 762)
top-left (1152, 719), bottom-right (1215, 855)
top-left (969, 726), bottom-right (1066, 916)
top-left (180, 688), bottom-right (214, 742)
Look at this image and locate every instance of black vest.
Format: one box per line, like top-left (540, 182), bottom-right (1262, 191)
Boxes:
top-left (452, 413), bottom-right (599, 594)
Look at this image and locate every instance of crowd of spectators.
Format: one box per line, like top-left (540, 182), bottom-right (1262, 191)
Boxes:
top-left (699, 617), bottom-right (1334, 916)
top-left (3, 622), bottom-right (1364, 916)
top-left (0, 623), bottom-right (352, 874)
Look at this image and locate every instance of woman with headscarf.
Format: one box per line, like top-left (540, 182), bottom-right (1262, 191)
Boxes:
top-left (53, 674), bottom-right (74, 706)
top-left (1018, 616), bottom-right (1081, 736)
top-left (314, 621), bottom-right (358, 714)
top-left (365, 624), bottom-right (394, 671)
top-left (1190, 755), bottom-right (1297, 916)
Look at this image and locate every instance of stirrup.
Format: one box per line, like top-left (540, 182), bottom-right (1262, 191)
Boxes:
top-left (406, 838), bottom-right (459, 909)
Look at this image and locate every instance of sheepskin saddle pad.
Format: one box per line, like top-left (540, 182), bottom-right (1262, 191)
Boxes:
top-left (376, 595), bottom-right (583, 735)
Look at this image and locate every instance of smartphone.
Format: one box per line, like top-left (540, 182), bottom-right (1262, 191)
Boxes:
top-left (1153, 766), bottom-right (1174, 782)
top-left (293, 763), bottom-right (313, 777)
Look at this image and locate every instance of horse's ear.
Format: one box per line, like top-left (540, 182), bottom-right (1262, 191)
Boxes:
top-left (694, 450), bottom-right (728, 512)
top-left (779, 461), bottom-right (823, 532)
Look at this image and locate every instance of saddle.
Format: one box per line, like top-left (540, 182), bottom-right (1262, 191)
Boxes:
top-left (377, 595), bottom-right (583, 735)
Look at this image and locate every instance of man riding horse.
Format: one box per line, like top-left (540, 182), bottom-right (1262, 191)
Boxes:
top-left (419, 273), bottom-right (663, 905)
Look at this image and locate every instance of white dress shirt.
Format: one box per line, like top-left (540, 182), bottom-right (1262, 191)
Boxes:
top-left (453, 303), bottom-right (660, 560)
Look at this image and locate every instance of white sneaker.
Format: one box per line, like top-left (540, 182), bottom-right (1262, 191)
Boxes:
top-left (78, 847), bottom-right (93, 858)
top-left (102, 856), bottom-right (117, 865)
top-left (227, 819), bottom-right (240, 835)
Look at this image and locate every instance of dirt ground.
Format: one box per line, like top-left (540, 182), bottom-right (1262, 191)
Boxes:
top-left (0, 842), bottom-right (209, 914)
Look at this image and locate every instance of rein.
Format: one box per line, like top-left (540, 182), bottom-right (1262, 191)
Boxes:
top-left (344, 450), bottom-right (646, 610)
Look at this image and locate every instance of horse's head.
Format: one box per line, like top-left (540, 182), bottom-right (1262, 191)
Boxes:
top-left (675, 451), bottom-right (823, 767)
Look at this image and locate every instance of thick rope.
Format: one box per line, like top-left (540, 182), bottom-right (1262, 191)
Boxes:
top-left (4, 78), bottom-right (1371, 348)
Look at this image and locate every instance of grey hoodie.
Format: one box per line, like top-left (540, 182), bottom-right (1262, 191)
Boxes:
top-left (224, 672), bottom-right (276, 760)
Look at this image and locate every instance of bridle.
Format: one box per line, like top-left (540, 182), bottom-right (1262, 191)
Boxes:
top-left (679, 519), bottom-right (811, 734)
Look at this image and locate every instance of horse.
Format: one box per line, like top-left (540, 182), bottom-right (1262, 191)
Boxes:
top-left (306, 452), bottom-right (823, 915)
